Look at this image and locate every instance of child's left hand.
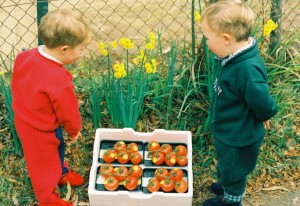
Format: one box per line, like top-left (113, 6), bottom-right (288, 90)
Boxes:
top-left (69, 132), bottom-right (82, 143)
top-left (264, 120), bottom-right (271, 130)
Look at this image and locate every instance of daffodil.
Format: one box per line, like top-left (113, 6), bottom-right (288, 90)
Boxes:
top-left (145, 32), bottom-right (156, 51)
top-left (99, 41), bottom-right (105, 50)
top-left (100, 49), bottom-right (108, 56)
top-left (145, 59), bottom-right (157, 74)
top-left (263, 19), bottom-right (278, 37)
top-left (114, 69), bottom-right (127, 79)
top-left (113, 61), bottom-right (126, 78)
top-left (133, 50), bottom-right (147, 65)
top-left (195, 10), bottom-right (201, 23)
top-left (109, 41), bottom-right (117, 49)
top-left (120, 37), bottom-right (134, 49)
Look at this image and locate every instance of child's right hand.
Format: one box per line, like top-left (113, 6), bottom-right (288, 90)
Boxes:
top-left (69, 132), bottom-right (82, 144)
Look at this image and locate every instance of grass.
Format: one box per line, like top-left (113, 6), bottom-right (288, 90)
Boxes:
top-left (0, 29), bottom-right (299, 205)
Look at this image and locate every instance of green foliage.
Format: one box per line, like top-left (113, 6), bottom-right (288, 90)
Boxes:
top-left (0, 52), bottom-right (22, 156)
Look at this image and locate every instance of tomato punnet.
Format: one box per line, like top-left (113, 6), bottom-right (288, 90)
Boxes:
top-left (147, 177), bottom-right (160, 193)
top-left (102, 149), bottom-right (116, 163)
top-left (165, 152), bottom-right (177, 166)
top-left (124, 176), bottom-right (138, 191)
top-left (148, 141), bottom-right (160, 152)
top-left (177, 155), bottom-right (188, 166)
top-left (174, 145), bottom-right (187, 156)
top-left (160, 177), bottom-right (175, 192)
top-left (169, 168), bottom-right (184, 181)
top-left (127, 142), bottom-right (139, 153)
top-left (114, 166), bottom-right (129, 182)
top-left (99, 163), bottom-right (114, 177)
top-left (129, 165), bottom-right (143, 178)
top-left (175, 179), bottom-right (188, 193)
top-left (154, 167), bottom-right (169, 181)
top-left (151, 151), bottom-right (165, 165)
top-left (160, 143), bottom-right (173, 154)
top-left (117, 151), bottom-right (130, 164)
top-left (104, 176), bottom-right (119, 191)
top-left (130, 151), bottom-right (142, 165)
top-left (114, 141), bottom-right (127, 153)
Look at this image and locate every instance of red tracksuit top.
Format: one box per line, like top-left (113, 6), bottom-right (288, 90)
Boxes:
top-left (12, 48), bottom-right (82, 137)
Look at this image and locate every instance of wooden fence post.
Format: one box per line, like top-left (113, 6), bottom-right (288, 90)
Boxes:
top-left (269, 0), bottom-right (283, 57)
top-left (37, 0), bottom-right (48, 46)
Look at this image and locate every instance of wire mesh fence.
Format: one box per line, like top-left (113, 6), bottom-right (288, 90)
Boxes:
top-left (0, 0), bottom-right (299, 68)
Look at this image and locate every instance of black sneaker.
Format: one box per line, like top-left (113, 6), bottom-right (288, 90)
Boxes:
top-left (210, 183), bottom-right (224, 196)
top-left (202, 196), bottom-right (242, 206)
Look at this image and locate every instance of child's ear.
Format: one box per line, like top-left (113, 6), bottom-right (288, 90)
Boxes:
top-left (60, 45), bottom-right (69, 53)
top-left (223, 33), bottom-right (232, 46)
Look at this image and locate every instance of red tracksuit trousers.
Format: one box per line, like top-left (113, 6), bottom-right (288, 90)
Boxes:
top-left (15, 116), bottom-right (62, 203)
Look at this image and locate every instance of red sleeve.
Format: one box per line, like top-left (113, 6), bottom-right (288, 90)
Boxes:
top-left (50, 76), bottom-right (82, 137)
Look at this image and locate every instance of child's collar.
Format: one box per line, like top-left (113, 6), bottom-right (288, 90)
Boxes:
top-left (218, 37), bottom-right (256, 66)
top-left (38, 45), bottom-right (64, 65)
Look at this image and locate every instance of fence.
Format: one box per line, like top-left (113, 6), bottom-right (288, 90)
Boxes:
top-left (0, 0), bottom-right (299, 67)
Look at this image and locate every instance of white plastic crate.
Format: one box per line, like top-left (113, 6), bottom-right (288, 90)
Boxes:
top-left (88, 128), bottom-right (193, 206)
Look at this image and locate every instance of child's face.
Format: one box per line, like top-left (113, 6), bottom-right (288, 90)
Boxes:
top-left (200, 20), bottom-right (229, 58)
top-left (60, 39), bottom-right (89, 64)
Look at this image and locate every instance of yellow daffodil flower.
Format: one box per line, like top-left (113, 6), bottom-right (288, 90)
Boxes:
top-left (120, 38), bottom-right (134, 49)
top-left (109, 41), bottom-right (117, 49)
top-left (145, 32), bottom-right (156, 51)
top-left (263, 19), bottom-right (278, 37)
top-left (99, 41), bottom-right (105, 50)
top-left (195, 10), bottom-right (201, 23)
top-left (113, 62), bottom-right (126, 78)
top-left (133, 50), bottom-right (147, 65)
top-left (145, 59), bottom-right (157, 74)
top-left (100, 49), bottom-right (108, 56)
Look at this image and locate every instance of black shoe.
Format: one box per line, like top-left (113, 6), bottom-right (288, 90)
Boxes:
top-left (202, 196), bottom-right (242, 206)
top-left (210, 183), bottom-right (224, 196)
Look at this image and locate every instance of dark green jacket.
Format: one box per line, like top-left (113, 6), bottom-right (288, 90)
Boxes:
top-left (210, 41), bottom-right (277, 147)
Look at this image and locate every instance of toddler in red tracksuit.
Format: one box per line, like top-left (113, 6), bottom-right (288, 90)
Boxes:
top-left (12, 9), bottom-right (91, 206)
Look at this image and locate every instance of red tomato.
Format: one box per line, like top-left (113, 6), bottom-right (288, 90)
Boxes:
top-left (114, 166), bottom-right (129, 182)
top-left (117, 151), bottom-right (130, 164)
top-left (104, 176), bottom-right (119, 191)
top-left (151, 151), bottom-right (165, 165)
top-left (177, 155), bottom-right (188, 166)
top-left (129, 165), bottom-right (143, 178)
top-left (147, 178), bottom-right (160, 193)
top-left (114, 141), bottom-right (126, 153)
top-left (174, 145), bottom-right (187, 156)
top-left (130, 151), bottom-right (142, 165)
top-left (148, 141), bottom-right (160, 152)
top-left (160, 143), bottom-right (173, 154)
top-left (165, 152), bottom-right (177, 166)
top-left (169, 168), bottom-right (184, 181)
top-left (154, 167), bottom-right (169, 181)
top-left (124, 176), bottom-right (138, 191)
top-left (175, 179), bottom-right (188, 193)
top-left (99, 163), bottom-right (114, 177)
top-left (160, 177), bottom-right (175, 192)
top-left (127, 142), bottom-right (139, 153)
top-left (102, 150), bottom-right (116, 163)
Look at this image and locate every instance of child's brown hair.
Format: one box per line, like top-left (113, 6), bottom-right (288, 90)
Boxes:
top-left (200, 0), bottom-right (255, 42)
top-left (38, 9), bottom-right (90, 48)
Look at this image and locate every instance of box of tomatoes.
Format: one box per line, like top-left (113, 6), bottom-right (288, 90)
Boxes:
top-left (88, 128), bottom-right (193, 206)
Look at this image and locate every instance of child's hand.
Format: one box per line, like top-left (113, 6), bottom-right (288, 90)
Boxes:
top-left (264, 120), bottom-right (271, 130)
top-left (69, 132), bottom-right (82, 144)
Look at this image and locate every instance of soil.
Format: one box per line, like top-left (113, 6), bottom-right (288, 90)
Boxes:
top-left (243, 189), bottom-right (300, 206)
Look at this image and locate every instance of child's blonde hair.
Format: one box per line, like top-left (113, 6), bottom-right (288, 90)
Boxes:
top-left (38, 9), bottom-right (90, 48)
top-left (201, 0), bottom-right (255, 42)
